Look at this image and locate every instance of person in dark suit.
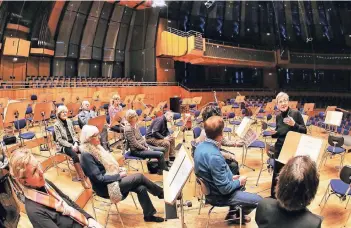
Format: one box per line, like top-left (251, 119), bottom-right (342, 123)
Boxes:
top-left (266, 92), bottom-right (307, 197)
top-left (255, 156), bottom-right (322, 228)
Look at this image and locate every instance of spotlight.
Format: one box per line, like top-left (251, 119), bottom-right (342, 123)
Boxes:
top-left (13, 57), bottom-right (18, 62)
top-left (204, 0), bottom-right (215, 9)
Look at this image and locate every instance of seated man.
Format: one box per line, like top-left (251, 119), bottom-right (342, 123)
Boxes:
top-left (194, 116), bottom-right (262, 224)
top-left (146, 111), bottom-right (175, 167)
top-left (9, 149), bottom-right (101, 228)
top-left (78, 100), bottom-right (112, 152)
top-left (195, 105), bottom-right (243, 175)
top-left (255, 156), bottom-right (322, 228)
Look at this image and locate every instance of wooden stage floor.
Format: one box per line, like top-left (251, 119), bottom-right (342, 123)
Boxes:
top-left (16, 124), bottom-right (351, 228)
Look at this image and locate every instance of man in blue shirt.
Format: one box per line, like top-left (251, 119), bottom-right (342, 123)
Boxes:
top-left (194, 116), bottom-right (262, 224)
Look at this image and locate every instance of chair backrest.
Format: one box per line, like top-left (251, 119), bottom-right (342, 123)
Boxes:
top-left (227, 112), bottom-right (235, 119)
top-left (261, 121), bottom-right (268, 130)
top-left (13, 119), bottom-right (26, 130)
top-left (173, 112), bottom-right (181, 120)
top-left (328, 135), bottom-right (344, 147)
top-left (193, 126), bottom-right (202, 139)
top-left (139, 126), bottom-right (147, 136)
top-left (340, 165), bottom-right (351, 184)
top-left (196, 177), bottom-right (210, 196)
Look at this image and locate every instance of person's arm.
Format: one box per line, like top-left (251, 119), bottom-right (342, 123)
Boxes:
top-left (221, 137), bottom-right (240, 147)
top-left (68, 120), bottom-right (79, 143)
top-left (125, 126), bottom-right (148, 151)
top-left (78, 111), bottom-right (89, 125)
top-left (293, 112), bottom-right (307, 134)
top-left (53, 123), bottom-right (73, 148)
top-left (209, 155), bottom-right (240, 195)
top-left (81, 152), bottom-right (121, 185)
top-left (271, 115), bottom-right (281, 138)
top-left (25, 201), bottom-right (60, 228)
top-left (46, 180), bottom-right (93, 220)
top-left (220, 149), bottom-right (236, 161)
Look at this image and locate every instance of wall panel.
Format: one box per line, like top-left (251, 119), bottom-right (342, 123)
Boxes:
top-left (78, 60), bottom-right (89, 77)
top-left (65, 59), bottom-right (76, 77)
top-left (78, 1), bottom-right (92, 15)
top-left (89, 2), bottom-right (104, 18)
top-left (52, 58), bottom-right (65, 76)
top-left (39, 57), bottom-right (50, 76)
top-left (111, 5), bottom-right (124, 22)
top-left (100, 2), bottom-right (113, 20)
top-left (102, 62), bottom-right (113, 78)
top-left (104, 22), bottom-right (120, 61)
top-left (27, 57), bottom-right (39, 76)
top-left (55, 11), bottom-right (77, 57)
top-left (116, 23), bottom-right (129, 51)
top-left (89, 61), bottom-right (101, 78)
top-left (113, 62), bottom-right (123, 78)
top-left (70, 13), bottom-right (86, 45)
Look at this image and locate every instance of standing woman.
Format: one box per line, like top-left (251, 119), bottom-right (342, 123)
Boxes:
top-left (108, 94), bottom-right (124, 132)
top-left (267, 92), bottom-right (307, 198)
top-left (54, 105), bottom-right (90, 189)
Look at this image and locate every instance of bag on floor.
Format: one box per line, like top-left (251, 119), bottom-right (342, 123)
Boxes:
top-left (147, 160), bottom-right (160, 174)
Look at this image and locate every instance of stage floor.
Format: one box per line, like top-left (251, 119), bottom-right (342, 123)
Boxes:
top-left (16, 123), bottom-right (351, 228)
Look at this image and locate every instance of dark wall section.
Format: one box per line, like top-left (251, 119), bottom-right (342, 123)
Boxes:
top-left (126, 8), bottom-right (159, 81)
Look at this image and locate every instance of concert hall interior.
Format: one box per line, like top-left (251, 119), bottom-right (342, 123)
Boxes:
top-left (0, 1), bottom-right (350, 228)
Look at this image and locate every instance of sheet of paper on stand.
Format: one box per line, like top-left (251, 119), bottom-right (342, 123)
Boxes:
top-left (324, 111), bottom-right (343, 126)
top-left (164, 146), bottom-right (193, 204)
top-left (243, 129), bottom-right (258, 146)
top-left (295, 135), bottom-right (323, 162)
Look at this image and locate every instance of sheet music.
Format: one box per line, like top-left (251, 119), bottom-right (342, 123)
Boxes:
top-left (324, 111), bottom-right (343, 126)
top-left (165, 146), bottom-right (193, 204)
top-left (243, 129), bottom-right (258, 146)
top-left (295, 135), bottom-right (323, 162)
top-left (235, 117), bottom-right (251, 138)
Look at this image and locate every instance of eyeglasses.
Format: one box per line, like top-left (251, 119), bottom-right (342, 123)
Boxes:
top-left (278, 99), bottom-right (289, 104)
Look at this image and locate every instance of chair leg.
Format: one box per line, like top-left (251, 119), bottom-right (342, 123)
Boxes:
top-left (206, 206), bottom-right (215, 228)
top-left (345, 209), bottom-right (351, 227)
top-left (319, 184), bottom-right (330, 209)
top-left (346, 195), bottom-right (351, 209)
top-left (139, 160), bottom-right (145, 173)
top-left (198, 195), bottom-right (204, 215)
top-left (256, 149), bottom-right (264, 186)
top-left (239, 206), bottom-right (242, 228)
top-left (91, 194), bottom-right (97, 219)
top-left (115, 203), bottom-right (125, 228)
top-left (104, 203), bottom-right (112, 228)
top-left (131, 193), bottom-right (138, 210)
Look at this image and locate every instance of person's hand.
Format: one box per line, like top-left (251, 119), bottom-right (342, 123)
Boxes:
top-left (283, 116), bottom-right (295, 126)
top-left (72, 146), bottom-right (79, 152)
top-left (229, 153), bottom-right (236, 161)
top-left (119, 171), bottom-right (127, 178)
top-left (235, 140), bottom-right (244, 147)
top-left (269, 130), bottom-right (277, 135)
top-left (88, 218), bottom-right (103, 228)
top-left (232, 175), bottom-right (240, 180)
top-left (238, 176), bottom-right (247, 186)
top-left (119, 167), bottom-right (127, 172)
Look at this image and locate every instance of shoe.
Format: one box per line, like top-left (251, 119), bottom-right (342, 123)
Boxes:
top-left (226, 214), bottom-right (251, 224)
top-left (144, 216), bottom-right (164, 223)
top-left (166, 161), bottom-right (173, 168)
top-left (158, 192), bottom-right (164, 199)
top-left (169, 156), bottom-right (176, 162)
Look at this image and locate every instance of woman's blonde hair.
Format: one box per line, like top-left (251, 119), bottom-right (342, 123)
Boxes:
top-left (126, 109), bottom-right (138, 123)
top-left (9, 149), bottom-right (34, 181)
top-left (110, 94), bottom-right (121, 106)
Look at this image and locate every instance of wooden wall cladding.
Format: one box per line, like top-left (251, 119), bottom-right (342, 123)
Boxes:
top-left (3, 38), bottom-right (30, 57)
top-left (0, 56), bottom-right (26, 80)
top-left (48, 1), bottom-right (65, 36)
top-left (26, 57), bottom-right (51, 77)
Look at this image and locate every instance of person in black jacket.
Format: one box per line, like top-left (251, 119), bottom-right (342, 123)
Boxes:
top-left (9, 149), bottom-right (101, 228)
top-left (266, 92), bottom-right (307, 198)
top-left (146, 111), bottom-right (175, 166)
top-left (255, 156), bottom-right (322, 228)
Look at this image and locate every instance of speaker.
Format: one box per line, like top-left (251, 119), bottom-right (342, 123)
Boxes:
top-left (170, 97), bottom-right (180, 113)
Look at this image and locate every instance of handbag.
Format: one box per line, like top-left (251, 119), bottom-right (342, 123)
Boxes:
top-left (3, 135), bottom-right (16, 145)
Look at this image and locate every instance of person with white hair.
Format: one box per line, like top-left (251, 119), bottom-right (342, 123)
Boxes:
top-left (78, 100), bottom-right (111, 152)
top-left (146, 111), bottom-right (176, 167)
top-left (9, 148), bottom-right (102, 228)
top-left (79, 125), bottom-right (165, 223)
top-left (266, 92), bottom-right (307, 198)
top-left (54, 105), bottom-right (90, 189)
top-left (124, 109), bottom-right (168, 175)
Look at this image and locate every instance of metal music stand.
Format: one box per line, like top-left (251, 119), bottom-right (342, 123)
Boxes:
top-left (4, 101), bottom-right (30, 147)
top-left (33, 102), bottom-right (53, 153)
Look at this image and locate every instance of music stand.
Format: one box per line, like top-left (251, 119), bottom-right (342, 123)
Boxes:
top-left (88, 115), bottom-right (106, 133)
top-left (111, 110), bottom-right (126, 127)
top-left (133, 94), bottom-right (146, 109)
top-left (90, 100), bottom-right (102, 115)
top-left (326, 106), bottom-right (337, 112)
top-left (278, 131), bottom-right (326, 166)
top-left (163, 146), bottom-right (193, 228)
top-left (124, 95), bottom-right (135, 109)
top-left (265, 102), bottom-right (274, 113)
top-left (303, 103), bottom-right (315, 116)
top-left (0, 98), bottom-right (8, 108)
top-left (93, 91), bottom-right (102, 101)
top-left (191, 96), bottom-right (202, 109)
top-left (324, 111), bottom-right (343, 133)
top-left (33, 102), bottom-right (53, 152)
top-left (235, 96), bottom-right (245, 103)
top-left (66, 103), bottom-right (80, 118)
top-left (4, 101), bottom-right (30, 147)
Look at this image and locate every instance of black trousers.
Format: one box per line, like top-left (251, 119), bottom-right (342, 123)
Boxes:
top-left (119, 173), bottom-right (163, 217)
top-left (62, 146), bottom-right (80, 164)
top-left (131, 150), bottom-right (166, 171)
top-left (269, 145), bottom-right (284, 198)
